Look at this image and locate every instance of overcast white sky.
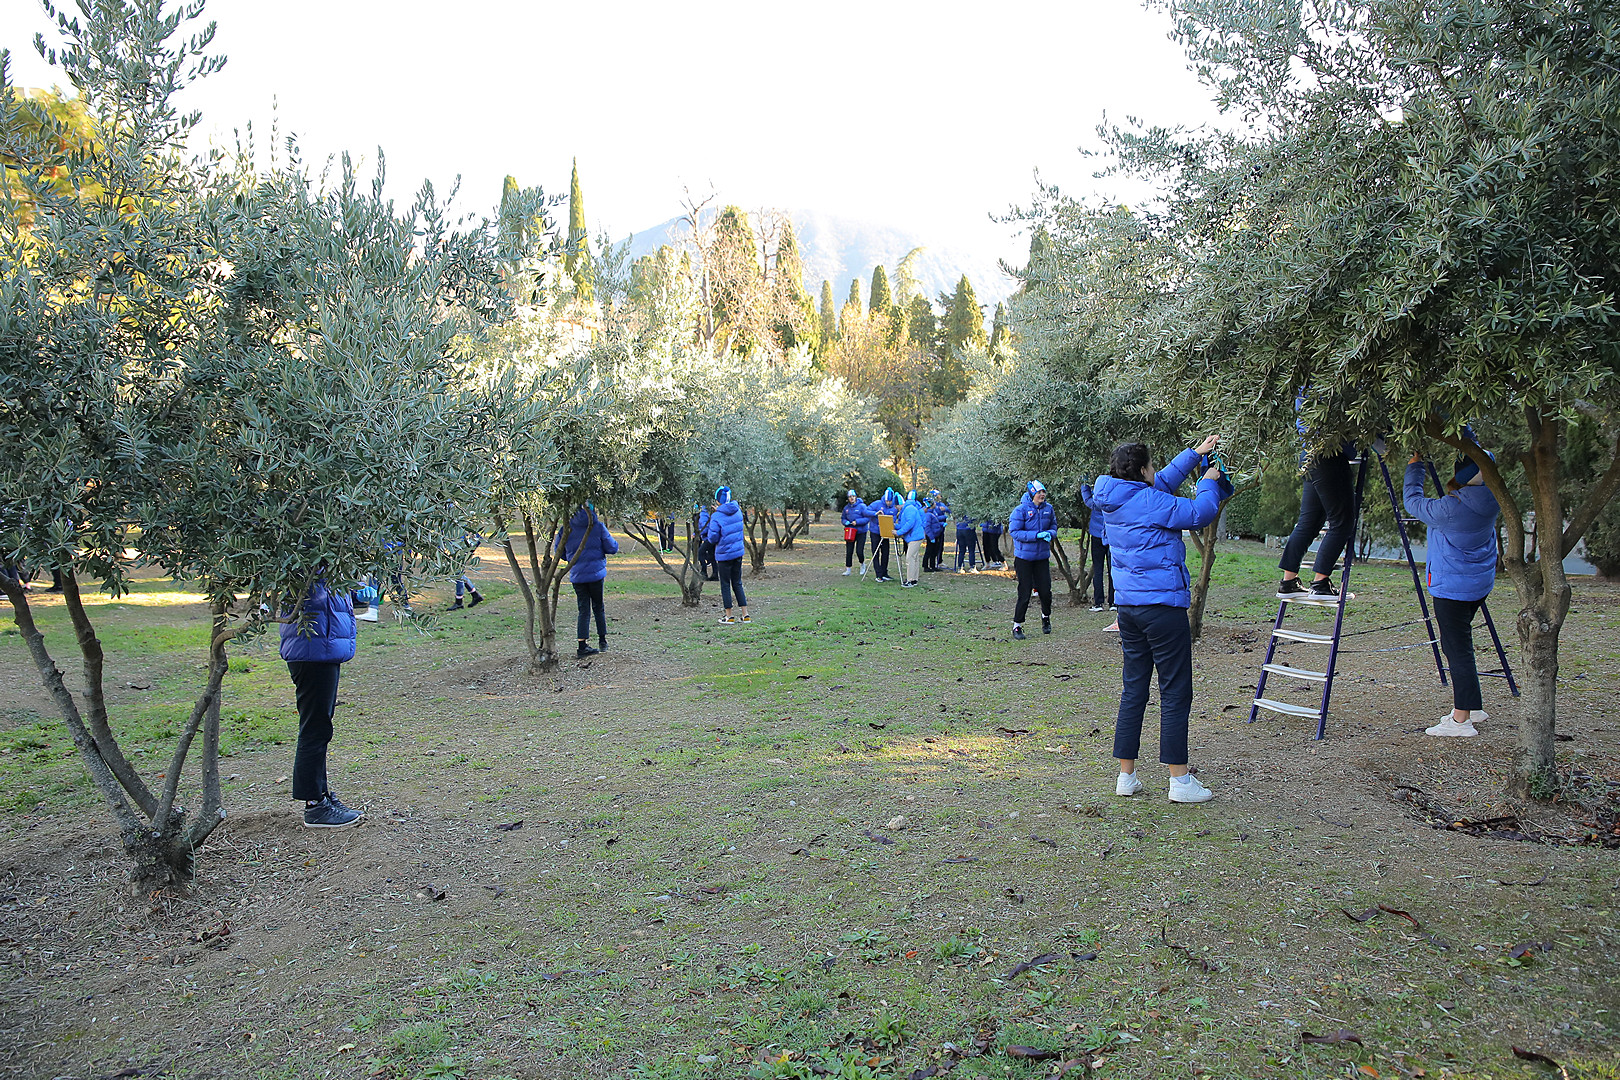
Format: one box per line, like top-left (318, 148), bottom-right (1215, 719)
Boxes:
top-left (5, 0), bottom-right (1222, 262)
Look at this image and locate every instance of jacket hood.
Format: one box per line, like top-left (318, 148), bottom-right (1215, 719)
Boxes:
top-left (1091, 475), bottom-right (1148, 514)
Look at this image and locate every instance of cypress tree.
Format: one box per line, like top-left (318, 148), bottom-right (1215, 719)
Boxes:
top-left (907, 295), bottom-right (936, 350)
top-left (566, 158), bottom-right (594, 304)
top-left (989, 301), bottom-right (1011, 357)
top-left (944, 275), bottom-right (987, 355)
top-left (819, 279), bottom-right (837, 351)
top-left (773, 219), bottom-right (815, 353)
top-left (844, 277), bottom-right (862, 320)
top-left (869, 265), bottom-right (892, 317)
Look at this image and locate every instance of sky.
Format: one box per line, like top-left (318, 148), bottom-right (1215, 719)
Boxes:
top-left (4, 0), bottom-right (1224, 266)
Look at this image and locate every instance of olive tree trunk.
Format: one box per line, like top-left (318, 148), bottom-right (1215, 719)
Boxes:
top-left (621, 514), bottom-right (706, 607)
top-left (496, 509), bottom-right (571, 674)
top-left (1048, 536), bottom-right (1091, 607)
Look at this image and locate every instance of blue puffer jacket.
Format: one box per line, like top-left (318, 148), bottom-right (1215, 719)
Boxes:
top-left (563, 507), bottom-right (620, 584)
top-left (1008, 493), bottom-right (1058, 560)
top-left (1404, 463), bottom-right (1499, 601)
top-left (705, 500), bottom-right (746, 561)
top-left (841, 499), bottom-right (870, 529)
top-left (896, 496), bottom-right (926, 542)
top-left (1081, 482), bottom-right (1106, 540)
top-left (955, 514), bottom-right (977, 537)
top-left (1091, 448), bottom-right (1222, 608)
top-left (279, 581), bottom-right (358, 664)
top-left (980, 519), bottom-right (1003, 537)
top-left (867, 493), bottom-right (899, 536)
top-left (697, 505), bottom-right (710, 534)
top-left (925, 501), bottom-right (949, 541)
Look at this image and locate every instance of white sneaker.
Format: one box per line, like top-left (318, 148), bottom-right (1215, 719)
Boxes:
top-left (859, 564), bottom-right (867, 577)
top-left (969, 567), bottom-right (980, 574)
top-left (1168, 775), bottom-right (1214, 803)
top-left (1115, 771), bottom-right (1143, 797)
top-left (1090, 605), bottom-right (1106, 612)
top-left (1436, 709), bottom-right (1488, 725)
top-left (1425, 718), bottom-right (1478, 737)
top-left (357, 605), bottom-right (379, 623)
top-left (842, 567), bottom-right (852, 576)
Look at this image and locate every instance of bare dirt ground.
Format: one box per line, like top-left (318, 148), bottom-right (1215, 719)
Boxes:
top-left (1, 534), bottom-right (1617, 1080)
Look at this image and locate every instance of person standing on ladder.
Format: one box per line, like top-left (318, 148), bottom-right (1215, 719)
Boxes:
top-left (1402, 445), bottom-right (1500, 737)
top-left (1277, 391), bottom-right (1356, 599)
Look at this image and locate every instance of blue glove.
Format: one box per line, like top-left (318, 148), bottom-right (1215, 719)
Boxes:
top-left (1037, 531), bottom-right (1053, 541)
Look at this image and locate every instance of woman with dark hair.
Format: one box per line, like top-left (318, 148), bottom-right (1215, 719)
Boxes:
top-left (1090, 435), bottom-right (1223, 803)
top-left (563, 504), bottom-right (620, 657)
top-left (705, 486), bottom-right (749, 623)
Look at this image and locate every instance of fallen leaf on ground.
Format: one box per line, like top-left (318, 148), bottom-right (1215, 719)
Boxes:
top-left (494, 821), bottom-right (523, 831)
top-left (1511, 1046), bottom-right (1566, 1072)
top-left (942, 855), bottom-right (977, 864)
top-left (1508, 941), bottom-right (1553, 960)
top-left (1004, 952), bottom-right (1061, 978)
top-left (1301, 1029), bottom-right (1363, 1046)
top-left (861, 830), bottom-right (895, 845)
top-left (1005, 1046), bottom-right (1061, 1061)
top-left (417, 885), bottom-right (447, 901)
top-left (995, 727), bottom-right (1031, 736)
top-left (1030, 835), bottom-right (1059, 848)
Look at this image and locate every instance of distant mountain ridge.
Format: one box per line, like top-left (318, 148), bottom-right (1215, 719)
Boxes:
top-left (621, 208), bottom-right (1017, 309)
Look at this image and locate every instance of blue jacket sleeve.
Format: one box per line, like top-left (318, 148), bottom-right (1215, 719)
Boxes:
top-left (1156, 478), bottom-right (1224, 531)
top-left (1154, 448), bottom-right (1202, 494)
top-left (1404, 463), bottom-right (1472, 528)
top-left (601, 528), bottom-right (620, 556)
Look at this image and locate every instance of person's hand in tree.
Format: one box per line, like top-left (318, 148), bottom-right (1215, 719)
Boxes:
top-left (1204, 467), bottom-right (1223, 480)
top-left (1195, 433), bottom-right (1221, 454)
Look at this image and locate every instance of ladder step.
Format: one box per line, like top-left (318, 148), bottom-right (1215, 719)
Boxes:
top-left (1273, 628), bottom-right (1334, 644)
top-left (1278, 592), bottom-right (1355, 607)
top-left (1253, 697), bottom-right (1323, 719)
top-left (1263, 663), bottom-right (1329, 683)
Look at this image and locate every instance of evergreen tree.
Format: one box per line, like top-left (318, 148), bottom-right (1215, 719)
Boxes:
top-left (566, 158), bottom-right (594, 303)
top-left (989, 301), bottom-right (1011, 358)
top-left (842, 277), bottom-right (863, 324)
top-left (907, 295), bottom-right (936, 351)
top-left (710, 205), bottom-right (763, 356)
top-left (933, 274), bottom-right (984, 404)
top-left (869, 264), bottom-right (892, 317)
top-left (772, 219), bottom-right (816, 353)
top-left (819, 279), bottom-right (837, 353)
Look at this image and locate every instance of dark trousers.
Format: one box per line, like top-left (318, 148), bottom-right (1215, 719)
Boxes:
top-left (1013, 557), bottom-right (1052, 623)
top-left (1112, 604), bottom-right (1193, 766)
top-left (983, 533), bottom-right (1003, 564)
top-left (287, 660), bottom-right (341, 801)
top-left (924, 536), bottom-right (944, 570)
top-left (1090, 536), bottom-right (1111, 606)
top-left (955, 533), bottom-right (978, 568)
top-left (871, 537), bottom-right (890, 578)
top-left (1280, 452), bottom-right (1355, 577)
top-left (658, 520), bottom-right (676, 550)
top-left (717, 557), bottom-right (747, 609)
top-left (699, 540), bottom-right (717, 579)
top-left (574, 579), bottom-right (606, 640)
top-left (1433, 595), bottom-right (1484, 711)
top-left (844, 532), bottom-right (867, 566)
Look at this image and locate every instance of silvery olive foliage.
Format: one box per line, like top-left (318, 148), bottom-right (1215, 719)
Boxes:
top-left (0, 0), bottom-right (555, 886)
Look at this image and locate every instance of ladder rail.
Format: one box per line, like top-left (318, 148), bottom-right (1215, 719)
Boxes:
top-left (1247, 600), bottom-right (1290, 724)
top-left (1312, 455), bottom-right (1371, 740)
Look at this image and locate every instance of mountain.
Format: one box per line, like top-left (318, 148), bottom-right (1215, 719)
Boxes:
top-left (620, 208), bottom-right (1018, 309)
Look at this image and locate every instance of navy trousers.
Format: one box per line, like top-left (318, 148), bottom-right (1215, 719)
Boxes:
top-left (287, 660), bottom-right (341, 801)
top-left (1112, 604), bottom-right (1193, 766)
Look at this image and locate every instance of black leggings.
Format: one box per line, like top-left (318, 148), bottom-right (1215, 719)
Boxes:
top-left (1280, 452), bottom-right (1355, 577)
top-left (1014, 557), bottom-right (1052, 623)
top-left (717, 557), bottom-right (747, 609)
top-left (983, 533), bottom-right (1003, 564)
top-left (845, 532), bottom-right (867, 566)
top-left (1433, 596), bottom-right (1484, 711)
top-left (574, 579), bottom-right (606, 640)
top-left (287, 660), bottom-right (341, 801)
top-left (871, 537), bottom-right (890, 578)
top-left (1090, 536), bottom-right (1111, 606)
top-left (924, 536), bottom-right (944, 570)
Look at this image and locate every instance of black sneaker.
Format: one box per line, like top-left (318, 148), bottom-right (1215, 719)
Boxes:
top-left (1013, 625), bottom-right (1026, 640)
top-left (1276, 578), bottom-right (1308, 599)
top-left (303, 794), bottom-right (362, 829)
top-left (1308, 578), bottom-right (1340, 599)
top-left (576, 643), bottom-right (599, 659)
top-left (597, 637), bottom-right (608, 652)
top-left (467, 591), bottom-right (484, 608)
top-left (1042, 617), bottom-right (1051, 635)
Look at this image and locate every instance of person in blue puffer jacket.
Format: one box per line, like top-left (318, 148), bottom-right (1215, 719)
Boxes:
top-left (923, 491), bottom-right (949, 572)
top-left (1008, 480), bottom-right (1058, 637)
top-left (1091, 435), bottom-right (1223, 804)
top-left (980, 517), bottom-right (1005, 569)
top-left (1081, 480), bottom-right (1112, 611)
top-left (705, 486), bottom-right (750, 623)
top-left (840, 490), bottom-right (870, 577)
top-left (563, 504), bottom-right (620, 657)
top-left (954, 511), bottom-right (980, 572)
top-left (1404, 446), bottom-right (1500, 738)
top-left (281, 579), bottom-right (362, 829)
top-left (896, 490), bottom-right (927, 586)
top-left (867, 489), bottom-right (900, 582)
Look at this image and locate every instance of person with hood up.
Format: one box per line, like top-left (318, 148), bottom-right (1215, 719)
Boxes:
top-left (281, 578), bottom-right (362, 828)
top-left (1080, 480), bottom-right (1112, 612)
top-left (980, 516), bottom-right (1005, 569)
top-left (563, 504), bottom-right (620, 657)
top-left (896, 489), bottom-right (928, 587)
top-left (923, 491), bottom-right (949, 572)
top-left (840, 490), bottom-right (870, 577)
top-left (954, 510), bottom-right (980, 573)
top-left (705, 486), bottom-right (750, 623)
top-left (867, 488), bottom-right (900, 582)
top-left (1402, 442), bottom-right (1501, 737)
top-left (1092, 435), bottom-right (1224, 804)
top-left (1008, 480), bottom-right (1058, 638)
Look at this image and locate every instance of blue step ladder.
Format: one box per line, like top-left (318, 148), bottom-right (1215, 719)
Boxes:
top-left (1248, 453), bottom-right (1517, 740)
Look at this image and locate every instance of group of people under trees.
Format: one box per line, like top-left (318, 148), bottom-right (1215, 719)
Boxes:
top-left (220, 410), bottom-right (1504, 830)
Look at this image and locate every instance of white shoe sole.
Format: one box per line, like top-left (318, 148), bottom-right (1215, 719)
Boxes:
top-left (1115, 776), bottom-right (1143, 797)
top-left (1436, 710), bottom-right (1488, 725)
top-left (1168, 788), bottom-right (1214, 803)
top-left (1425, 723), bottom-right (1478, 737)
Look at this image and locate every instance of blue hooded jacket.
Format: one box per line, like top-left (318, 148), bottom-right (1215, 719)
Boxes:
top-left (955, 513), bottom-right (977, 537)
top-left (1081, 482), bottom-right (1107, 540)
top-left (925, 500), bottom-right (949, 541)
top-left (980, 519), bottom-right (1003, 537)
top-left (1008, 491), bottom-right (1058, 560)
top-left (1091, 448), bottom-right (1222, 608)
top-left (841, 497), bottom-right (870, 529)
top-left (279, 581), bottom-right (358, 664)
top-left (563, 507), bottom-right (620, 584)
top-left (896, 492), bottom-right (927, 542)
top-left (1404, 463), bottom-right (1499, 601)
top-left (705, 499), bottom-right (746, 561)
top-left (867, 490), bottom-right (899, 536)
